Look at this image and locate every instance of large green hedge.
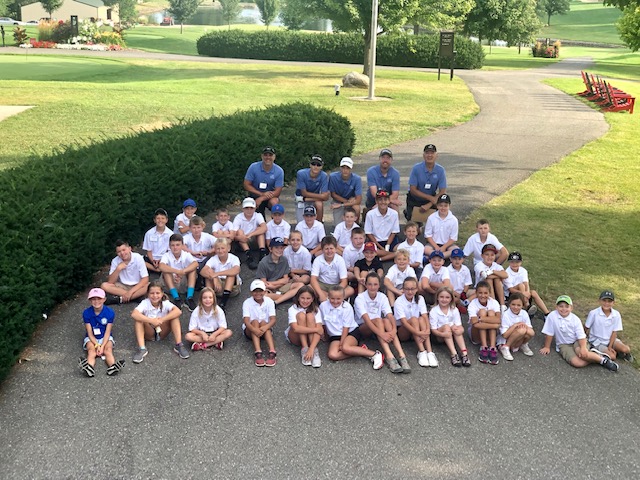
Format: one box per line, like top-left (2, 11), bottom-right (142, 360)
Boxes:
top-left (0, 102), bottom-right (355, 382)
top-left (197, 31), bottom-right (485, 70)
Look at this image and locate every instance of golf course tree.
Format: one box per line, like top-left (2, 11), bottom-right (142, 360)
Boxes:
top-left (102, 0), bottom-right (137, 24)
top-left (256, 0), bottom-right (278, 28)
top-left (168, 0), bottom-right (203, 33)
top-left (40, 0), bottom-right (63, 19)
top-left (538, 0), bottom-right (570, 25)
top-left (280, 0), bottom-right (308, 30)
top-left (409, 0), bottom-right (474, 35)
top-left (218, 0), bottom-right (241, 29)
top-left (606, 0), bottom-right (640, 51)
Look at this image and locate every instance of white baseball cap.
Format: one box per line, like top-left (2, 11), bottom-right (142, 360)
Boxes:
top-left (340, 157), bottom-right (353, 168)
top-left (250, 279), bottom-right (266, 291)
top-left (242, 197), bottom-right (257, 209)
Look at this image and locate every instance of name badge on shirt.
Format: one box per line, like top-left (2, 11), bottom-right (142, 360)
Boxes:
top-left (259, 182), bottom-right (267, 189)
top-left (425, 183), bottom-right (431, 189)
top-left (93, 327), bottom-right (102, 335)
top-left (151, 235), bottom-right (158, 242)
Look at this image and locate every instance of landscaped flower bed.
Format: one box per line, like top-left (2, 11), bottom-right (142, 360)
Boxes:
top-left (21, 40), bottom-right (124, 51)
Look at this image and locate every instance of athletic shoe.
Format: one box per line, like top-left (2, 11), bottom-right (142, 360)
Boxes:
top-left (106, 359), bottom-right (125, 376)
top-left (489, 347), bottom-right (499, 365)
top-left (312, 348), bottom-right (322, 368)
top-left (254, 351), bottom-right (265, 367)
top-left (621, 351), bottom-right (634, 363)
top-left (246, 255), bottom-right (258, 270)
top-left (388, 357), bottom-right (403, 374)
top-left (461, 354), bottom-right (471, 367)
top-left (301, 347), bottom-right (312, 366)
top-left (450, 354), bottom-right (461, 367)
top-left (427, 351), bottom-right (439, 367)
top-left (398, 357), bottom-right (411, 373)
top-left (521, 343), bottom-right (534, 356)
top-left (479, 346), bottom-right (489, 364)
top-left (457, 304), bottom-right (468, 315)
top-left (417, 351), bottom-right (429, 367)
top-left (174, 342), bottom-right (190, 359)
top-left (213, 342), bottom-right (224, 350)
top-left (266, 351), bottom-right (277, 367)
top-left (170, 296), bottom-right (183, 309)
top-left (132, 347), bottom-right (148, 364)
top-left (527, 304), bottom-right (538, 317)
top-left (371, 350), bottom-right (384, 370)
top-left (590, 347), bottom-right (610, 359)
top-left (602, 357), bottom-right (619, 372)
top-left (500, 345), bottom-right (514, 361)
top-left (78, 357), bottom-right (95, 377)
top-left (186, 297), bottom-right (197, 312)
top-left (191, 342), bottom-right (206, 351)
top-left (105, 294), bottom-right (121, 306)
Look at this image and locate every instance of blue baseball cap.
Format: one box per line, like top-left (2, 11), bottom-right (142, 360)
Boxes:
top-left (183, 198), bottom-right (196, 208)
top-left (429, 251), bottom-right (444, 260)
top-left (450, 248), bottom-right (464, 258)
top-left (269, 237), bottom-right (285, 247)
top-left (271, 204), bottom-right (285, 214)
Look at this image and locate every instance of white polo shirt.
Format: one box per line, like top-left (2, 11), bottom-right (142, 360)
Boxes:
top-left (542, 311), bottom-right (586, 351)
top-left (319, 300), bottom-right (358, 337)
top-left (183, 232), bottom-right (216, 263)
top-left (204, 253), bottom-right (242, 285)
top-left (135, 298), bottom-right (174, 318)
top-left (424, 210), bottom-right (458, 244)
top-left (242, 296), bottom-right (276, 324)
top-left (354, 291), bottom-right (392, 325)
top-left (332, 221), bottom-right (359, 248)
top-left (142, 226), bottom-right (172, 258)
top-left (385, 264), bottom-right (417, 289)
top-left (396, 239), bottom-right (425, 267)
top-left (295, 220), bottom-right (326, 250)
top-left (420, 263), bottom-right (451, 284)
top-left (473, 261), bottom-right (505, 287)
top-left (211, 220), bottom-right (232, 234)
top-left (364, 207), bottom-right (400, 242)
top-left (232, 211), bottom-right (265, 235)
top-left (342, 243), bottom-right (364, 269)
top-left (174, 213), bottom-right (192, 233)
top-left (504, 266), bottom-right (529, 292)
top-left (463, 232), bottom-right (504, 265)
top-left (283, 245), bottom-right (312, 272)
top-left (429, 304), bottom-right (462, 329)
top-left (160, 250), bottom-right (197, 270)
top-left (498, 308), bottom-right (532, 345)
top-left (447, 264), bottom-right (472, 294)
top-left (189, 306), bottom-right (227, 332)
top-left (109, 252), bottom-right (149, 286)
top-left (585, 307), bottom-right (623, 346)
top-left (311, 254), bottom-right (348, 284)
top-left (394, 294), bottom-right (428, 327)
top-left (266, 220), bottom-right (291, 241)
top-left (467, 297), bottom-right (501, 319)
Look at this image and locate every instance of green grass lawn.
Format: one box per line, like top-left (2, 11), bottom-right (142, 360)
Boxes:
top-left (0, 54), bottom-right (477, 168)
top-left (541, 1), bottom-right (623, 45)
top-left (481, 45), bottom-right (562, 70)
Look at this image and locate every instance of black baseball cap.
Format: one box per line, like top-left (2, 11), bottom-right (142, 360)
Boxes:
top-left (262, 146), bottom-right (276, 154)
top-left (423, 144), bottom-right (437, 152)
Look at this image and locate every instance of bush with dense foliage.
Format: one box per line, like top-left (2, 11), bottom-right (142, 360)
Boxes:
top-left (0, 102), bottom-right (355, 382)
top-left (197, 30), bottom-right (485, 70)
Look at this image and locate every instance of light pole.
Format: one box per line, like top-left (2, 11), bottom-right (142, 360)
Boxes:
top-left (367, 0), bottom-right (379, 100)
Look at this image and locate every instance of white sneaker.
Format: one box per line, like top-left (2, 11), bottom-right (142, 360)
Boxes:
top-left (521, 343), bottom-right (534, 356)
top-left (301, 347), bottom-right (312, 366)
top-left (527, 304), bottom-right (538, 316)
top-left (500, 345), bottom-right (514, 361)
top-left (371, 350), bottom-right (384, 370)
top-left (427, 351), bottom-right (439, 367)
top-left (417, 350), bottom-right (429, 367)
top-left (312, 348), bottom-right (322, 368)
top-left (500, 304), bottom-right (508, 313)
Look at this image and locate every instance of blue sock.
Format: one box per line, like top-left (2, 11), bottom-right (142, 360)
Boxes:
top-left (187, 287), bottom-right (194, 299)
top-left (170, 288), bottom-right (179, 299)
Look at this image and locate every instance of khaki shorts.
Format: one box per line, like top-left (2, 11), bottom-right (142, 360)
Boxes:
top-left (317, 281), bottom-right (335, 293)
top-left (214, 278), bottom-right (241, 297)
top-left (559, 340), bottom-right (592, 363)
top-left (115, 282), bottom-right (134, 291)
top-left (159, 274), bottom-right (188, 293)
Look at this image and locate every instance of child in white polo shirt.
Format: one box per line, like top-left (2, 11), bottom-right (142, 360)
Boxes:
top-left (283, 230), bottom-right (312, 286)
top-left (395, 222), bottom-right (425, 278)
top-left (468, 281), bottom-right (501, 365)
top-left (423, 194), bottom-right (459, 259)
top-left (322, 286), bottom-right (384, 369)
top-left (232, 197), bottom-right (268, 270)
top-left (310, 236), bottom-right (354, 302)
top-left (174, 198), bottom-right (197, 234)
top-left (342, 228), bottom-right (365, 284)
top-left (419, 250), bottom-right (451, 304)
top-left (473, 244), bottom-right (507, 311)
top-left (200, 238), bottom-right (242, 310)
top-left (503, 251), bottom-right (550, 318)
top-left (447, 248), bottom-right (474, 311)
top-left (498, 292), bottom-right (535, 361)
top-left (540, 295), bottom-right (619, 371)
top-left (185, 287), bottom-right (232, 351)
top-left (364, 189), bottom-right (399, 262)
top-left (585, 290), bottom-right (633, 362)
top-left (143, 208), bottom-right (172, 273)
top-left (242, 280), bottom-right (277, 367)
top-left (332, 206), bottom-right (360, 253)
top-left (295, 205), bottom-right (325, 256)
top-left (265, 203), bottom-right (291, 244)
top-left (183, 216), bottom-right (216, 289)
top-left (429, 286), bottom-right (471, 367)
top-left (463, 218), bottom-right (508, 266)
top-left (211, 208), bottom-right (235, 241)
top-left (384, 249), bottom-right (416, 307)
top-left (159, 234), bottom-right (198, 311)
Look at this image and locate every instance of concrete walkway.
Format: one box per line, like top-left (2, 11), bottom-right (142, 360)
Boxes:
top-left (1, 52), bottom-right (638, 479)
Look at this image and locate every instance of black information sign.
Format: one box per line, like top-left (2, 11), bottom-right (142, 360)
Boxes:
top-left (438, 31), bottom-right (456, 81)
top-left (71, 16), bottom-right (78, 37)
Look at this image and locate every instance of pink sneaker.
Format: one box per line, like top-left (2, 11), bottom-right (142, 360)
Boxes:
top-left (213, 342), bottom-right (224, 350)
top-left (191, 342), bottom-right (206, 351)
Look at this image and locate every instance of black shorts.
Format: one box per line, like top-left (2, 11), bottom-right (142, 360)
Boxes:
top-left (329, 326), bottom-right (363, 343)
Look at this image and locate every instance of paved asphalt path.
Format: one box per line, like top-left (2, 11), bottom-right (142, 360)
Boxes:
top-left (1, 52), bottom-right (639, 479)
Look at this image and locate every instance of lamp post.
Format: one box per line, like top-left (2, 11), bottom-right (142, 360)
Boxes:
top-left (367, 0), bottom-right (379, 100)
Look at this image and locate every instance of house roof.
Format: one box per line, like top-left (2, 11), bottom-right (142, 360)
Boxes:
top-left (74, 0), bottom-right (106, 7)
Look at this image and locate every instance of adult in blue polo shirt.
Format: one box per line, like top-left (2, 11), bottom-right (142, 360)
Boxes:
top-left (405, 144), bottom-right (447, 221)
top-left (295, 154), bottom-right (330, 223)
top-left (244, 146), bottom-right (285, 215)
top-left (365, 148), bottom-right (401, 211)
top-left (328, 156), bottom-right (362, 225)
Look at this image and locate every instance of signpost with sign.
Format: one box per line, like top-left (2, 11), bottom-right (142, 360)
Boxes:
top-left (438, 31), bottom-right (456, 81)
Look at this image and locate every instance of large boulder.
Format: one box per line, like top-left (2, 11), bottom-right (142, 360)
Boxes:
top-left (342, 71), bottom-right (369, 88)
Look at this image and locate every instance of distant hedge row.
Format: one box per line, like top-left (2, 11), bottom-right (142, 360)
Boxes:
top-left (0, 102), bottom-right (355, 382)
top-left (197, 31), bottom-right (485, 70)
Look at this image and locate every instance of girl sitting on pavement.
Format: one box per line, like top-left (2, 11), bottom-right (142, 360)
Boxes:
top-left (185, 287), bottom-right (232, 351)
top-left (429, 286), bottom-right (471, 367)
top-left (285, 286), bottom-right (323, 368)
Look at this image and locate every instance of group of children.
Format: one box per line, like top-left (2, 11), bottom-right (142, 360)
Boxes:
top-left (79, 187), bottom-right (633, 376)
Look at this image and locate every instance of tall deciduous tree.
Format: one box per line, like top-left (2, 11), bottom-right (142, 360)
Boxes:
top-left (280, 0), bottom-right (308, 30)
top-left (606, 0), bottom-right (640, 51)
top-left (256, 0), bottom-right (278, 28)
top-left (410, 0), bottom-right (474, 34)
top-left (539, 0), bottom-right (570, 25)
top-left (40, 0), bottom-right (63, 19)
top-left (218, 0), bottom-right (241, 29)
top-left (168, 0), bottom-right (203, 33)
top-left (504, 0), bottom-right (543, 51)
top-left (103, 0), bottom-right (138, 24)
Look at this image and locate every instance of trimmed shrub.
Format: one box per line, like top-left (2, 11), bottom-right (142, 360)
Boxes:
top-left (197, 30), bottom-right (485, 70)
top-left (0, 102), bottom-right (355, 383)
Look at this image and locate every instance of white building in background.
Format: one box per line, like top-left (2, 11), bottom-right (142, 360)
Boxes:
top-left (21, 0), bottom-right (119, 23)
